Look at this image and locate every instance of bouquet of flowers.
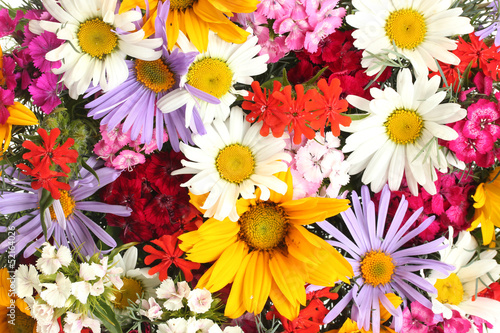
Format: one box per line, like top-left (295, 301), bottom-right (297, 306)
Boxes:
top-left (1, 0), bottom-right (500, 332)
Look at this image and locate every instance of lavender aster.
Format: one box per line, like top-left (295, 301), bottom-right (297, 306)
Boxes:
top-left (85, 1), bottom-right (218, 151)
top-left (475, 0), bottom-right (500, 47)
top-left (0, 157), bottom-right (131, 258)
top-left (318, 185), bottom-right (453, 333)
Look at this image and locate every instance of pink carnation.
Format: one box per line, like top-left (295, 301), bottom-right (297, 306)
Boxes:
top-left (0, 8), bottom-right (22, 38)
top-left (28, 31), bottom-right (63, 73)
top-left (112, 150), bottom-right (146, 171)
top-left (28, 72), bottom-right (63, 114)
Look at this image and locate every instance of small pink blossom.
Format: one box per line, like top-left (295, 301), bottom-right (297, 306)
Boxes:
top-left (0, 87), bottom-right (14, 124)
top-left (187, 288), bottom-right (213, 314)
top-left (112, 150), bottom-right (146, 170)
top-left (139, 297), bottom-right (163, 320)
top-left (256, 0), bottom-right (293, 19)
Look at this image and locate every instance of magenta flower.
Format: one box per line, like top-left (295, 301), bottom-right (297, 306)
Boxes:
top-left (0, 8), bottom-right (23, 38)
top-left (28, 72), bottom-right (63, 114)
top-left (28, 31), bottom-right (63, 73)
top-left (402, 301), bottom-right (440, 333)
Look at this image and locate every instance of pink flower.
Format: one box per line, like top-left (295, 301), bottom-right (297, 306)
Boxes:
top-left (139, 298), bottom-right (163, 321)
top-left (402, 301), bottom-right (440, 333)
top-left (0, 8), bottom-right (22, 38)
top-left (101, 124), bottom-right (132, 147)
top-left (28, 31), bottom-right (63, 73)
top-left (256, 0), bottom-right (293, 19)
top-left (1, 56), bottom-right (17, 91)
top-left (111, 150), bottom-right (146, 170)
top-left (28, 72), bottom-right (63, 114)
top-left (12, 48), bottom-right (35, 90)
top-left (187, 288), bottom-right (213, 314)
top-left (463, 99), bottom-right (500, 141)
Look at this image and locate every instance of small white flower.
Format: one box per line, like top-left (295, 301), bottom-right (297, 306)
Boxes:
top-left (139, 297), bottom-right (163, 320)
top-left (158, 318), bottom-right (188, 333)
top-left (40, 272), bottom-right (72, 308)
top-left (156, 278), bottom-right (190, 311)
top-left (90, 279), bottom-right (105, 296)
top-left (187, 318), bottom-right (215, 333)
top-left (63, 312), bottom-right (101, 333)
top-left (30, 301), bottom-right (55, 326)
top-left (209, 325), bottom-right (244, 333)
top-left (79, 262), bottom-right (97, 281)
top-left (15, 264), bottom-right (41, 298)
top-left (36, 243), bottom-right (72, 275)
top-left (37, 320), bottom-right (62, 333)
top-left (187, 288), bottom-right (213, 314)
top-left (71, 281), bottom-right (91, 304)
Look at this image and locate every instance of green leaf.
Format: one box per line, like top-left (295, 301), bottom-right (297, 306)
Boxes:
top-left (93, 299), bottom-right (123, 333)
top-left (108, 242), bottom-right (139, 261)
top-left (345, 113), bottom-right (369, 121)
top-left (39, 189), bottom-right (55, 240)
top-left (281, 68), bottom-right (291, 86)
top-left (80, 157), bottom-right (100, 185)
top-left (303, 66), bottom-right (329, 86)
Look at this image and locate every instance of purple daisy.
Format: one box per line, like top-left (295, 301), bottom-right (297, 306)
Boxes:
top-left (318, 185), bottom-right (453, 333)
top-left (0, 157), bottom-right (131, 258)
top-left (85, 1), bottom-right (218, 151)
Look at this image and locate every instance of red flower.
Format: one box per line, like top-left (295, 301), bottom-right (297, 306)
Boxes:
top-left (17, 159), bottom-right (70, 199)
top-left (144, 234), bottom-right (200, 281)
top-left (429, 60), bottom-right (463, 92)
top-left (478, 282), bottom-right (500, 302)
top-left (266, 287), bottom-right (338, 333)
top-left (242, 80), bottom-right (283, 137)
top-left (272, 84), bottom-right (320, 144)
top-left (22, 128), bottom-right (78, 176)
top-left (455, 33), bottom-right (500, 80)
top-left (305, 78), bottom-right (350, 136)
top-left (145, 150), bottom-right (187, 193)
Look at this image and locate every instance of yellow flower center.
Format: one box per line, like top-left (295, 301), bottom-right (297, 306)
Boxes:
top-left (385, 109), bottom-right (423, 145)
top-left (216, 144), bottom-right (255, 184)
top-left (239, 202), bottom-right (288, 251)
top-left (360, 250), bottom-right (396, 286)
top-left (135, 59), bottom-right (176, 93)
top-left (186, 58), bottom-right (233, 98)
top-left (385, 8), bottom-right (427, 50)
top-left (77, 18), bottom-right (118, 59)
top-left (434, 273), bottom-right (464, 305)
top-left (7, 307), bottom-right (36, 333)
top-left (169, 0), bottom-right (197, 10)
top-left (112, 277), bottom-right (144, 310)
top-left (49, 190), bottom-right (76, 220)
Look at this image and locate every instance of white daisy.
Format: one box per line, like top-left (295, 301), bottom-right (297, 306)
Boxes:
top-left (111, 246), bottom-right (161, 312)
top-left (158, 30), bottom-right (269, 124)
top-left (343, 68), bottom-right (466, 195)
top-left (30, 0), bottom-right (162, 99)
top-left (172, 106), bottom-right (291, 222)
top-left (347, 0), bottom-right (473, 77)
top-left (427, 229), bottom-right (500, 328)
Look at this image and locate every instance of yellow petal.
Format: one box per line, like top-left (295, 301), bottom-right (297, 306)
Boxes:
top-left (269, 170), bottom-right (293, 204)
top-left (207, 0), bottom-right (258, 13)
top-left (269, 279), bottom-right (300, 320)
top-left (380, 293), bottom-right (402, 323)
top-left (269, 251), bottom-right (306, 306)
top-left (7, 103), bottom-right (38, 126)
top-left (242, 251), bottom-right (272, 314)
top-left (0, 123), bottom-right (12, 152)
top-left (167, 9), bottom-right (181, 50)
top-left (225, 253), bottom-right (251, 319)
top-left (119, 0), bottom-right (151, 12)
top-left (0, 268), bottom-right (11, 307)
top-left (205, 241), bottom-right (248, 292)
top-left (184, 7), bottom-right (209, 52)
top-left (281, 197), bottom-right (350, 225)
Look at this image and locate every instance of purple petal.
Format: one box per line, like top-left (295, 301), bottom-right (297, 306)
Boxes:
top-left (76, 202), bottom-right (131, 216)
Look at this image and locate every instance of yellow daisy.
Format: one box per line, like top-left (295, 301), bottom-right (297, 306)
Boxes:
top-left (179, 169), bottom-right (353, 320)
top-left (469, 167), bottom-right (500, 245)
top-left (119, 0), bottom-right (257, 51)
top-left (0, 268), bottom-right (37, 333)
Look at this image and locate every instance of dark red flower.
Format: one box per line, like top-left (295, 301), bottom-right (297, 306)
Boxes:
top-left (145, 150), bottom-right (187, 193)
top-left (144, 234), bottom-right (200, 281)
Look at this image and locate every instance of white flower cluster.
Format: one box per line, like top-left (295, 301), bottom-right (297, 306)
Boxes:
top-left (290, 132), bottom-right (350, 199)
top-left (149, 278), bottom-right (243, 333)
top-left (15, 243), bottom-right (124, 333)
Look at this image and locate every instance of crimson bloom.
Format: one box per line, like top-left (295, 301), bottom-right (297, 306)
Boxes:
top-left (144, 234), bottom-right (200, 282)
top-left (22, 127), bottom-right (78, 176)
top-left (306, 78), bottom-right (350, 136)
